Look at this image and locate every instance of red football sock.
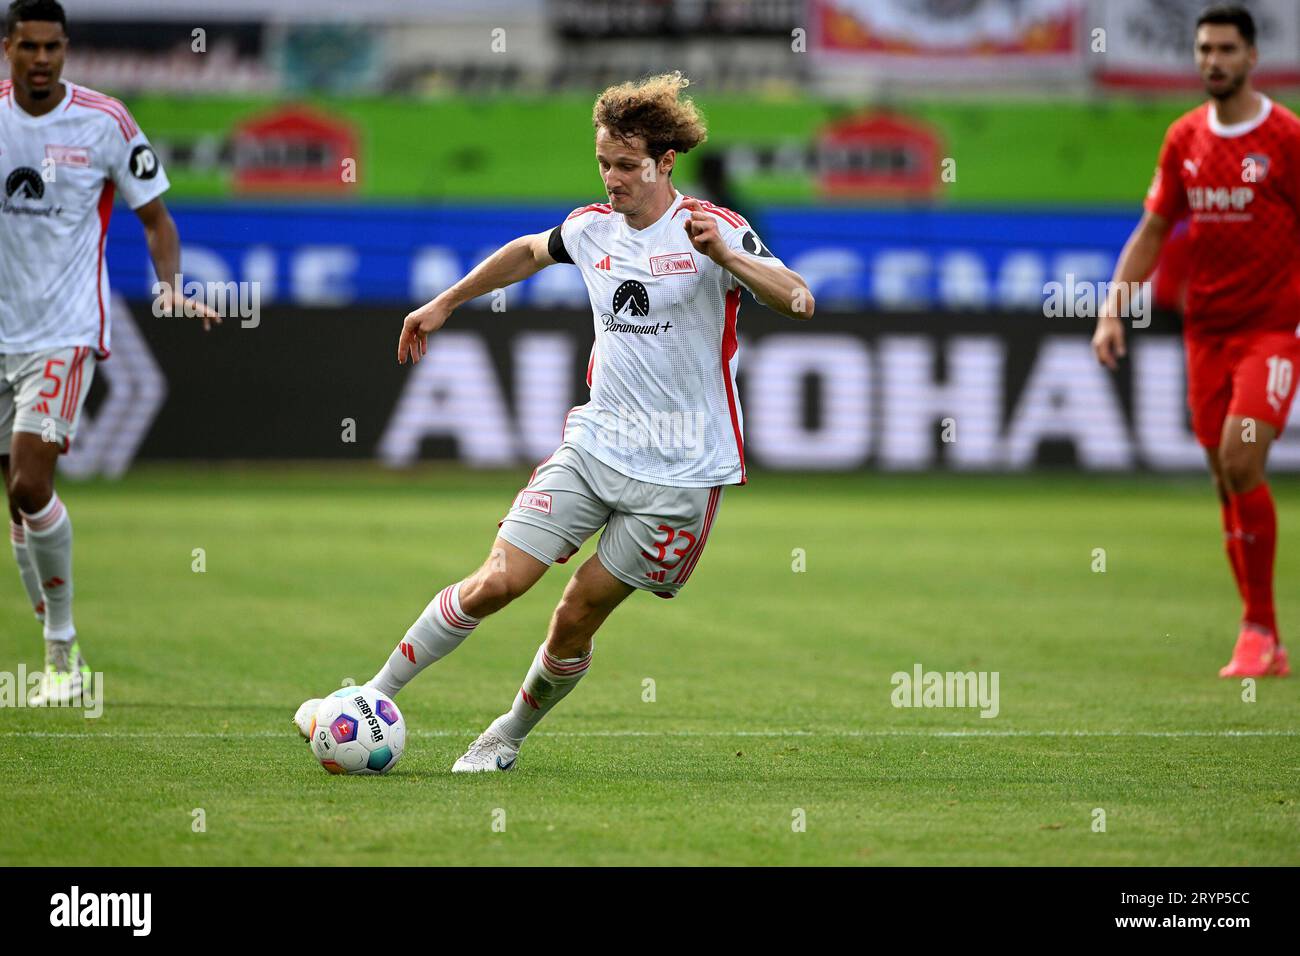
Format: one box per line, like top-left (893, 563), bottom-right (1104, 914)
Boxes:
top-left (1219, 498), bottom-right (1247, 601)
top-left (1230, 483), bottom-right (1277, 636)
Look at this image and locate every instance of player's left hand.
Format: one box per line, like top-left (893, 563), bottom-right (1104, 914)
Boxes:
top-left (679, 198), bottom-right (729, 265)
top-left (157, 287), bottom-right (222, 332)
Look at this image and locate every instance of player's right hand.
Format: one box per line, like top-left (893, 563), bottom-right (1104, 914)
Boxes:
top-left (1092, 315), bottom-right (1127, 370)
top-left (398, 301), bottom-right (451, 364)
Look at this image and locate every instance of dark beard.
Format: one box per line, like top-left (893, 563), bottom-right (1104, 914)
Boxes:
top-left (30, 87), bottom-right (50, 100)
top-left (1206, 73), bottom-right (1245, 101)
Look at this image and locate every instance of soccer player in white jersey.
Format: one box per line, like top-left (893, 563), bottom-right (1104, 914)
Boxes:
top-left (2, 0), bottom-right (216, 705)
top-left (295, 72), bottom-right (815, 771)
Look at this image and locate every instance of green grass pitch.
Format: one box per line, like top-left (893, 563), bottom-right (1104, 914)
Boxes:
top-left (1, 466), bottom-right (1296, 866)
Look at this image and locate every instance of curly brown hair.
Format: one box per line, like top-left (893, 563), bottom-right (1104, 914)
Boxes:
top-left (592, 71), bottom-right (708, 172)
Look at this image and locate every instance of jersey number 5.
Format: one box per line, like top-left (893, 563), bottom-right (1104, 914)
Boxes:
top-left (38, 359), bottom-right (66, 399)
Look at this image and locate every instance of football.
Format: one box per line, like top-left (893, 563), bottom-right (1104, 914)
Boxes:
top-left (308, 687), bottom-right (406, 775)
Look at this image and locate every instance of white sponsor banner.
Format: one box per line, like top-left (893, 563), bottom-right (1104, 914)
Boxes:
top-left (813, 0), bottom-right (1085, 69)
top-left (1095, 0), bottom-right (1300, 89)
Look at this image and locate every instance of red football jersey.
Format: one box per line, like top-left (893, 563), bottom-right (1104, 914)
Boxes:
top-left (1145, 95), bottom-right (1300, 336)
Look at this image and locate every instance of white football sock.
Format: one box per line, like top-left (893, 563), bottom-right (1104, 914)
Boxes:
top-left (495, 642), bottom-right (593, 744)
top-left (369, 582), bottom-right (479, 698)
top-left (21, 494), bottom-right (74, 642)
top-left (10, 520), bottom-right (45, 622)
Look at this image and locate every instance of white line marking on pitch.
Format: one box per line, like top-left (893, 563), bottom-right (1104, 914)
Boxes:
top-left (0, 729), bottom-right (1295, 740)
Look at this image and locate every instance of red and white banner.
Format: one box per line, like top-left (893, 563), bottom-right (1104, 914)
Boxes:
top-left (1094, 0), bottom-right (1300, 90)
top-left (813, 0), bottom-right (1084, 67)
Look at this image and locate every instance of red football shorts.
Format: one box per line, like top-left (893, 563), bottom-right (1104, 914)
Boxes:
top-left (1185, 329), bottom-right (1300, 448)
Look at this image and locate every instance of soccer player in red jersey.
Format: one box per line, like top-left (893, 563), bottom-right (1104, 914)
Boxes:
top-left (1093, 5), bottom-right (1295, 677)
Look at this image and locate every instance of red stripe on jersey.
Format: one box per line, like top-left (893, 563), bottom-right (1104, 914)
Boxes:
top-left (565, 203), bottom-right (612, 221)
top-left (73, 89), bottom-right (138, 136)
top-left (61, 351), bottom-right (77, 426)
top-left (61, 348), bottom-right (87, 420)
top-left (701, 201), bottom-right (745, 228)
top-left (681, 195), bottom-right (745, 229)
top-left (73, 347), bottom-right (90, 416)
top-left (586, 343), bottom-right (596, 388)
top-left (721, 286), bottom-right (746, 484)
top-left (674, 487), bottom-right (721, 584)
top-left (70, 94), bottom-right (132, 141)
top-left (95, 183), bottom-right (115, 357)
top-left (71, 87), bottom-right (139, 135)
top-left (70, 90), bottom-right (138, 140)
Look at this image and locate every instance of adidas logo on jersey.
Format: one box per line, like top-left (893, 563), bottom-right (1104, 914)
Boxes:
top-left (594, 256), bottom-right (612, 270)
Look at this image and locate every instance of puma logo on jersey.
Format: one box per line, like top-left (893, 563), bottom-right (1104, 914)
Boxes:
top-left (594, 255), bottom-right (612, 270)
top-left (1183, 158), bottom-right (1200, 177)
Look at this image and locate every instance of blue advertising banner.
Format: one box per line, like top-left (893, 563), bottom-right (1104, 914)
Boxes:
top-left (104, 203), bottom-right (1141, 312)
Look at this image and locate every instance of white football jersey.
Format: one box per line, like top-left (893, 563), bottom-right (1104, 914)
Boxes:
top-left (0, 80), bottom-right (169, 357)
top-left (555, 188), bottom-right (787, 487)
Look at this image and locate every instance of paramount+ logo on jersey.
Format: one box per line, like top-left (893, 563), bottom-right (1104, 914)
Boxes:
top-left (2, 166), bottom-right (63, 217)
top-left (600, 279), bottom-right (674, 335)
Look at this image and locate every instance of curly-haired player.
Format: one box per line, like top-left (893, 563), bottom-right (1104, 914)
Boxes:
top-left (295, 72), bottom-right (817, 769)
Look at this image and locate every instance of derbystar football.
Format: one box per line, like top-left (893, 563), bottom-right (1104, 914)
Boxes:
top-left (309, 686), bottom-right (406, 775)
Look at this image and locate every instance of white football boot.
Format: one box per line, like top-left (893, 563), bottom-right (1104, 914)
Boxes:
top-left (452, 721), bottom-right (520, 772)
top-left (28, 639), bottom-right (89, 706)
top-left (293, 698), bottom-right (324, 740)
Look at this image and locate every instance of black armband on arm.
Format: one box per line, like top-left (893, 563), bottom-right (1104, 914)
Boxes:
top-left (548, 225), bottom-right (573, 264)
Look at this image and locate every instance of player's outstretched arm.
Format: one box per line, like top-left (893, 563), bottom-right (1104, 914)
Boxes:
top-left (135, 197), bottom-right (222, 331)
top-left (679, 199), bottom-right (814, 321)
top-left (1092, 209), bottom-right (1171, 370)
top-left (398, 231), bottom-right (557, 364)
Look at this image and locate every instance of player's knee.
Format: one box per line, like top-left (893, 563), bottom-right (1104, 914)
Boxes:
top-left (6, 471), bottom-right (52, 516)
top-left (460, 565), bottom-right (522, 617)
top-left (548, 601), bottom-right (596, 658)
top-left (1218, 448), bottom-right (1262, 494)
top-left (551, 597), bottom-right (585, 637)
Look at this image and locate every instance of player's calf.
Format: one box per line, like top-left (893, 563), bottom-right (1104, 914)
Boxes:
top-left (366, 538), bottom-right (548, 699)
top-left (9, 520), bottom-right (45, 623)
top-left (453, 554), bottom-right (631, 772)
